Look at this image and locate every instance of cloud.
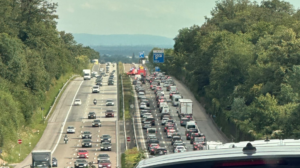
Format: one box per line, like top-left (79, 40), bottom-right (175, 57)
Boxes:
top-left (81, 2), bottom-right (92, 9)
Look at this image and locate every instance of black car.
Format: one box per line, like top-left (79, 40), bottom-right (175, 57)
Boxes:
top-left (96, 81), bottom-right (103, 86)
top-left (180, 118), bottom-right (190, 126)
top-left (81, 131), bottom-right (92, 139)
top-left (52, 157), bottom-right (58, 167)
top-left (88, 112), bottom-right (96, 119)
top-left (92, 119), bottom-right (101, 127)
top-left (140, 99), bottom-right (150, 107)
top-left (100, 142), bottom-right (112, 151)
top-left (108, 80), bottom-right (114, 85)
top-left (97, 154), bottom-right (110, 163)
top-left (74, 159), bottom-right (88, 168)
top-left (171, 135), bottom-right (182, 145)
top-left (154, 147), bottom-right (167, 155)
top-left (133, 80), bottom-right (137, 85)
top-left (147, 139), bottom-right (159, 146)
top-left (100, 134), bottom-right (112, 143)
top-left (185, 128), bottom-right (199, 140)
top-left (81, 139), bottom-right (92, 147)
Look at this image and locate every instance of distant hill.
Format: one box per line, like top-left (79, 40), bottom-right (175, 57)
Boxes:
top-left (72, 34), bottom-right (174, 47)
top-left (91, 45), bottom-right (163, 56)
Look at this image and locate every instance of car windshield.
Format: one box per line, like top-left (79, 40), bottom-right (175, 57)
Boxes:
top-left (68, 126), bottom-right (74, 129)
top-left (83, 132), bottom-right (90, 134)
top-left (106, 100), bottom-right (113, 102)
top-left (99, 154), bottom-right (109, 157)
top-left (93, 86), bottom-right (98, 88)
top-left (79, 150), bottom-right (87, 152)
top-left (94, 120), bottom-right (100, 122)
top-left (99, 160), bottom-right (110, 163)
top-left (75, 99), bottom-right (80, 102)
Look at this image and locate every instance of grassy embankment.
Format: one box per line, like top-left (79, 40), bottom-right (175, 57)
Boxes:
top-left (118, 62), bottom-right (124, 119)
top-left (121, 148), bottom-right (144, 168)
top-left (3, 63), bottom-right (93, 164)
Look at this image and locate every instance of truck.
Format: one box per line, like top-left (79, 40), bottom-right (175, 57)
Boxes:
top-left (106, 66), bottom-right (109, 73)
top-left (82, 69), bottom-right (91, 80)
top-left (31, 150), bottom-right (52, 168)
top-left (172, 94), bottom-right (183, 106)
top-left (127, 66), bottom-right (147, 77)
top-left (177, 99), bottom-right (193, 119)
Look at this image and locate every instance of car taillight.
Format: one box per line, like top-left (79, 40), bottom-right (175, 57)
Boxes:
top-left (186, 134), bottom-right (189, 136)
top-left (151, 149), bottom-right (154, 151)
top-left (181, 121), bottom-right (183, 123)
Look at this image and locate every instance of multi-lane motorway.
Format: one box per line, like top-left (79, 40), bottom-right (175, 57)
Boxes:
top-left (17, 63), bottom-right (119, 168)
top-left (16, 62), bottom-right (227, 167)
top-left (123, 63), bottom-right (228, 157)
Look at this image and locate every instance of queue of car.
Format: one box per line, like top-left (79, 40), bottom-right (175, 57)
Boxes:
top-left (71, 63), bottom-right (115, 168)
top-left (133, 70), bottom-right (209, 157)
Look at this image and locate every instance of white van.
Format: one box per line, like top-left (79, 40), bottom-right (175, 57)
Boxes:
top-left (161, 106), bottom-right (170, 114)
top-left (186, 121), bottom-right (196, 130)
top-left (170, 86), bottom-right (177, 92)
top-left (172, 95), bottom-right (183, 106)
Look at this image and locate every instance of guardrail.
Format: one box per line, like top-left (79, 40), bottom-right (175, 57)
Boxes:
top-left (45, 74), bottom-right (80, 120)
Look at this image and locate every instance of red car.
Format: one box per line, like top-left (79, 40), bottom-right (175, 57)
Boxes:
top-left (105, 110), bottom-right (114, 117)
top-left (98, 160), bottom-right (111, 168)
top-left (77, 149), bottom-right (89, 158)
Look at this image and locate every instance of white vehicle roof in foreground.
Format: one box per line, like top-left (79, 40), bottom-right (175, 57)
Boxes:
top-left (136, 139), bottom-right (300, 168)
top-left (178, 99), bottom-right (192, 103)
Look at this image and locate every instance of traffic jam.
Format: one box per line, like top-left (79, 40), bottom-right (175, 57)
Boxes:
top-left (130, 65), bottom-right (207, 157)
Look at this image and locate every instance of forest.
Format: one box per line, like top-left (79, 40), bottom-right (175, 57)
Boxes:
top-left (149, 0), bottom-right (300, 140)
top-left (0, 0), bottom-right (99, 158)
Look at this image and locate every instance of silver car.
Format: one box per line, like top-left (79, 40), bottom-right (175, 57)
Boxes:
top-left (106, 100), bottom-right (114, 106)
top-left (174, 146), bottom-right (186, 153)
top-left (67, 126), bottom-right (75, 133)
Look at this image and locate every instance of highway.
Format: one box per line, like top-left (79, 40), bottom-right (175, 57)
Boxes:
top-left (123, 63), bottom-right (228, 157)
top-left (17, 63), bottom-right (119, 168)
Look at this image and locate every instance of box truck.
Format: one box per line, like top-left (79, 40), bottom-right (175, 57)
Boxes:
top-left (82, 69), bottom-right (91, 80)
top-left (177, 99), bottom-right (193, 119)
top-left (31, 150), bottom-right (52, 168)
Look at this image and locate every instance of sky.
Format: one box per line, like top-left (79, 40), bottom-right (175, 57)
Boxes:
top-left (54, 0), bottom-right (300, 38)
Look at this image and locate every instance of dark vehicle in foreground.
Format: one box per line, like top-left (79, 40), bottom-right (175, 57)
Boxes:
top-left (154, 147), bottom-right (167, 156)
top-left (100, 134), bottom-right (112, 143)
top-left (97, 154), bottom-right (110, 163)
top-left (100, 142), bottom-right (112, 151)
top-left (74, 159), bottom-right (88, 168)
top-left (81, 131), bottom-right (92, 139)
top-left (81, 139), bottom-right (92, 147)
top-left (92, 119), bottom-right (101, 127)
top-left (88, 112), bottom-right (96, 119)
top-left (31, 150), bottom-right (52, 168)
top-left (52, 157), bottom-right (57, 167)
top-left (98, 160), bottom-right (111, 168)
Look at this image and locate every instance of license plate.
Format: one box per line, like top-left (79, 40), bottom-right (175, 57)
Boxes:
top-left (80, 155), bottom-right (84, 157)
top-left (85, 144), bottom-right (88, 146)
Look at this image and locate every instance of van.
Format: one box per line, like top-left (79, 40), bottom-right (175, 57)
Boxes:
top-left (161, 106), bottom-right (170, 114)
top-left (172, 95), bottom-right (183, 106)
top-left (169, 86), bottom-right (177, 92)
top-left (186, 121), bottom-right (196, 130)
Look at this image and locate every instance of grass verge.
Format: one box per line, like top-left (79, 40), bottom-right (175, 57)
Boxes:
top-left (123, 73), bottom-right (133, 120)
top-left (121, 148), bottom-right (144, 168)
top-left (118, 62), bottom-right (124, 119)
top-left (2, 73), bottom-right (77, 164)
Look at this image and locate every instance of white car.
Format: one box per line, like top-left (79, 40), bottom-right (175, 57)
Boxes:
top-left (106, 100), bottom-right (114, 106)
top-left (67, 126), bottom-right (76, 133)
top-left (92, 85), bottom-right (100, 93)
top-left (174, 146), bottom-right (186, 153)
top-left (74, 99), bottom-right (81, 106)
top-left (140, 102), bottom-right (147, 109)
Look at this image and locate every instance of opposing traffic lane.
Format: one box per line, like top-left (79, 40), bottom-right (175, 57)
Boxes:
top-left (16, 78), bottom-right (84, 168)
top-left (53, 63), bottom-right (118, 167)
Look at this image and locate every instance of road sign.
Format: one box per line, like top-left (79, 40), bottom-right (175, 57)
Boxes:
top-left (153, 49), bottom-right (164, 63)
top-left (127, 137), bottom-right (131, 142)
top-left (155, 67), bottom-right (160, 72)
top-left (18, 139), bottom-right (22, 144)
top-left (139, 52), bottom-right (145, 58)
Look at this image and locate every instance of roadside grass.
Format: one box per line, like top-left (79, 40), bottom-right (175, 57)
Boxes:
top-left (123, 73), bottom-right (133, 120)
top-left (2, 72), bottom-right (76, 164)
top-left (118, 62), bottom-right (124, 120)
top-left (121, 148), bottom-right (144, 168)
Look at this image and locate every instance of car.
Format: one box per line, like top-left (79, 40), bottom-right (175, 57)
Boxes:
top-left (185, 128), bottom-right (199, 140)
top-left (88, 112), bottom-right (96, 119)
top-left (140, 102), bottom-right (147, 109)
top-left (92, 85), bottom-right (100, 93)
top-left (167, 129), bottom-right (176, 138)
top-left (154, 147), bottom-right (167, 156)
top-left (77, 150), bottom-right (89, 158)
top-left (74, 99), bottom-right (81, 106)
top-left (81, 131), bottom-right (92, 139)
top-left (74, 159), bottom-right (88, 168)
top-left (97, 154), bottom-right (110, 163)
top-left (105, 110), bottom-right (115, 117)
top-left (52, 157), bottom-right (58, 167)
top-left (149, 144), bottom-right (160, 155)
top-left (191, 133), bottom-right (206, 144)
top-left (174, 146), bottom-right (186, 153)
top-left (81, 139), bottom-right (92, 147)
top-left (108, 80), bottom-right (114, 85)
top-left (180, 118), bottom-right (190, 126)
top-left (92, 119), bottom-right (101, 127)
top-left (173, 142), bottom-right (185, 150)
top-left (171, 135), bottom-right (182, 145)
top-left (138, 92), bottom-right (146, 99)
top-left (140, 98), bottom-right (150, 107)
top-left (98, 160), bottom-right (112, 168)
top-left (67, 126), bottom-right (75, 133)
top-left (164, 123), bottom-right (175, 132)
top-left (96, 81), bottom-right (103, 86)
top-left (193, 137), bottom-right (206, 150)
top-left (106, 100), bottom-right (114, 106)
top-left (100, 141), bottom-right (112, 151)
top-left (161, 113), bottom-right (170, 120)
top-left (148, 143), bottom-right (160, 151)
top-left (133, 80), bottom-right (137, 85)
top-left (100, 134), bottom-right (112, 143)
top-left (143, 122), bottom-right (152, 129)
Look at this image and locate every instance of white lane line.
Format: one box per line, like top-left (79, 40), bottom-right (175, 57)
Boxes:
top-left (52, 80), bottom-right (84, 154)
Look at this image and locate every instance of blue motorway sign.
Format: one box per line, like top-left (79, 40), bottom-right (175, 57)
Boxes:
top-left (155, 67), bottom-right (160, 72)
top-left (139, 52), bottom-right (145, 58)
top-left (153, 50), bottom-right (164, 63)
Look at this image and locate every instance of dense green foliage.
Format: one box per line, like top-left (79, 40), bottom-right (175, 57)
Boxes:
top-left (149, 0), bottom-right (300, 140)
top-left (121, 148), bottom-right (144, 168)
top-left (0, 0), bottom-right (99, 154)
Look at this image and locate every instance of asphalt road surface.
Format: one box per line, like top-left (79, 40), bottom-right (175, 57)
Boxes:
top-left (123, 63), bottom-right (228, 157)
top-left (17, 63), bottom-right (119, 168)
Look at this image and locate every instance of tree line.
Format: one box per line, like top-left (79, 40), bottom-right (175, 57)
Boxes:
top-left (149, 0), bottom-right (300, 140)
top-left (0, 0), bottom-right (99, 151)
